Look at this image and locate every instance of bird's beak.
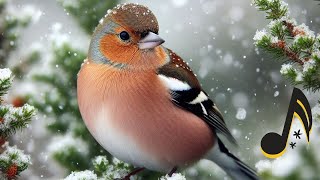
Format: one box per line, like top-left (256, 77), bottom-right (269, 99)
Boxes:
top-left (138, 32), bottom-right (165, 49)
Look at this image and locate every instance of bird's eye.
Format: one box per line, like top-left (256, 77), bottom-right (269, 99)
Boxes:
top-left (119, 31), bottom-right (130, 41)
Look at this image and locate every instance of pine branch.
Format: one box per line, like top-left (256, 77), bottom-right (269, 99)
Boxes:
top-left (0, 143), bottom-right (31, 179)
top-left (253, 0), bottom-right (288, 20)
top-left (0, 68), bottom-right (34, 179)
top-left (0, 104), bottom-right (35, 139)
top-left (253, 0), bottom-right (320, 91)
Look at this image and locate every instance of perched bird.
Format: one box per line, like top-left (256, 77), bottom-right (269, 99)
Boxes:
top-left (77, 3), bottom-right (259, 180)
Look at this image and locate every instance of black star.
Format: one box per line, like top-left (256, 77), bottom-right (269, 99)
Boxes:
top-left (290, 142), bottom-right (296, 149)
top-left (293, 129), bottom-right (302, 139)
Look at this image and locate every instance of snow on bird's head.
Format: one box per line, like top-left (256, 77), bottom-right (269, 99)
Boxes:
top-left (98, 3), bottom-right (159, 34)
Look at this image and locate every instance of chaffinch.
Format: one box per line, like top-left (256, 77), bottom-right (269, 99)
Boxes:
top-left (77, 3), bottom-right (258, 180)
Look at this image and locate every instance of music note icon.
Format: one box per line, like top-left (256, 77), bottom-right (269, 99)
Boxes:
top-left (260, 88), bottom-right (312, 158)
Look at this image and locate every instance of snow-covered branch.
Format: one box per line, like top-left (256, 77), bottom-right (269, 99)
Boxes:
top-left (253, 0), bottom-right (320, 91)
top-left (0, 68), bottom-right (35, 179)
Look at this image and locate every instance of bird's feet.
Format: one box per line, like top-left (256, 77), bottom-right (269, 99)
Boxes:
top-left (116, 167), bottom-right (145, 180)
top-left (168, 167), bottom-right (178, 177)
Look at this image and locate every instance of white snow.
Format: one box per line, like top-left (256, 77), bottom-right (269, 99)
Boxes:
top-left (15, 103), bottom-right (35, 116)
top-left (280, 63), bottom-right (293, 75)
top-left (279, 1), bottom-right (289, 10)
top-left (280, 16), bottom-right (297, 26)
top-left (271, 36), bottom-right (279, 43)
top-left (47, 133), bottom-right (89, 156)
top-left (293, 23), bottom-right (315, 38)
top-left (0, 142), bottom-right (31, 167)
top-left (103, 158), bottom-right (129, 179)
top-left (235, 108), bottom-right (247, 120)
top-left (255, 142), bottom-right (301, 177)
top-left (160, 173), bottom-right (186, 180)
top-left (99, 18), bottom-right (104, 25)
top-left (0, 68), bottom-right (12, 81)
top-left (253, 29), bottom-right (267, 41)
top-left (295, 71), bottom-right (303, 82)
top-left (313, 50), bottom-right (320, 59)
top-left (0, 105), bottom-right (15, 131)
top-left (267, 20), bottom-right (279, 29)
top-left (303, 59), bottom-right (315, 72)
top-left (112, 157), bottom-right (127, 166)
top-left (92, 155), bottom-right (108, 165)
top-left (91, 156), bottom-right (130, 179)
top-left (64, 170), bottom-right (97, 180)
top-left (255, 160), bottom-right (271, 172)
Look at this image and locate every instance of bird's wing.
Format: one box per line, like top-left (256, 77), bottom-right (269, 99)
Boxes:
top-left (157, 49), bottom-right (237, 145)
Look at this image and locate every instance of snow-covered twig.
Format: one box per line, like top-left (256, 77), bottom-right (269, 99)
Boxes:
top-left (253, 0), bottom-right (320, 91)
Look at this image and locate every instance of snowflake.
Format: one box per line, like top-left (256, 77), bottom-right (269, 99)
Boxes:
top-left (236, 108), bottom-right (247, 120)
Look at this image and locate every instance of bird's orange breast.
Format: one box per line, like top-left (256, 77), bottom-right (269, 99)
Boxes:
top-left (77, 61), bottom-right (214, 171)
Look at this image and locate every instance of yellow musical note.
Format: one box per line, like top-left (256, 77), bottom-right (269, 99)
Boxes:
top-left (260, 88), bottom-right (312, 158)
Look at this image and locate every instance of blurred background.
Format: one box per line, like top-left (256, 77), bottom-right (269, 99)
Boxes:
top-left (1, 0), bottom-right (319, 179)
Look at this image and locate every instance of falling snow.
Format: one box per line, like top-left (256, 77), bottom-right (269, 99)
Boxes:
top-left (235, 108), bottom-right (247, 120)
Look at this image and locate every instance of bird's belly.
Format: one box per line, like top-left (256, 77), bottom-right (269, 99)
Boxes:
top-left (87, 98), bottom-right (214, 172)
top-left (91, 107), bottom-right (171, 172)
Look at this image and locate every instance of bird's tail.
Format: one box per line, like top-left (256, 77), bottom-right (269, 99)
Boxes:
top-left (206, 138), bottom-right (259, 180)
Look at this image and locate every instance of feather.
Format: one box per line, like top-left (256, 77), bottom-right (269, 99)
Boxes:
top-left (157, 49), bottom-right (237, 145)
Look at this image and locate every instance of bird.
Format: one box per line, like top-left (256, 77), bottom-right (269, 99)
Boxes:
top-left (77, 3), bottom-right (259, 180)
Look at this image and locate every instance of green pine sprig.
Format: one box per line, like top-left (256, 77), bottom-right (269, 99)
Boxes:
top-left (253, 0), bottom-right (288, 20)
top-left (253, 0), bottom-right (320, 91)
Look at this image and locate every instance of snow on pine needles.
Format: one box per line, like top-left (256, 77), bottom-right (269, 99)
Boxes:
top-left (253, 0), bottom-right (320, 91)
top-left (0, 68), bottom-right (35, 179)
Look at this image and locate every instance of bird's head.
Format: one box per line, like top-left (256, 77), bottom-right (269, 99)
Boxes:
top-left (88, 3), bottom-right (168, 70)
